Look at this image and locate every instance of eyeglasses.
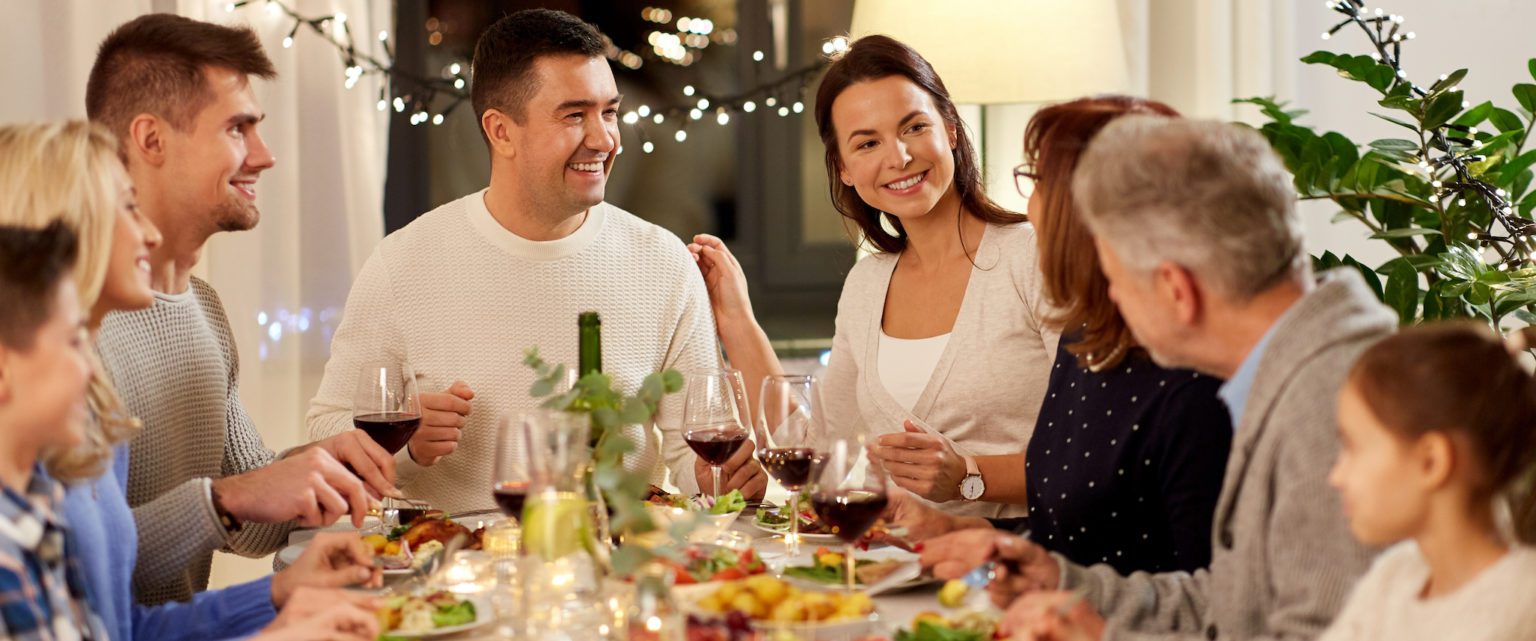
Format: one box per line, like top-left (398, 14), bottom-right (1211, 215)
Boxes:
top-left (1013, 164), bottom-right (1039, 199)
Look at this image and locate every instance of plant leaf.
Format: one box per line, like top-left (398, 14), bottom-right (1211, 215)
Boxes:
top-left (1514, 84), bottom-right (1536, 114)
top-left (1423, 91), bottom-right (1465, 130)
top-left (1384, 261), bottom-right (1421, 325)
top-left (1431, 69), bottom-right (1468, 94)
top-left (1489, 107), bottom-right (1526, 134)
top-left (1371, 112), bottom-right (1419, 131)
top-left (1369, 228), bottom-right (1442, 239)
top-left (1368, 138), bottom-right (1421, 152)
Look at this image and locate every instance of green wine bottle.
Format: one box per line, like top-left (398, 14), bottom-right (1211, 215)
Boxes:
top-left (578, 311), bottom-right (603, 377)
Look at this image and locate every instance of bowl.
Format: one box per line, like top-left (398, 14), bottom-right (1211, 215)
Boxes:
top-left (644, 504), bottom-right (744, 542)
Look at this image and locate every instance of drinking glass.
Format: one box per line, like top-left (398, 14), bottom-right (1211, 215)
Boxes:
top-left (681, 368), bottom-right (750, 498)
top-left (352, 361), bottom-right (422, 455)
top-left (491, 414), bottom-right (533, 525)
top-left (752, 374), bottom-right (820, 556)
top-left (809, 438), bottom-right (888, 591)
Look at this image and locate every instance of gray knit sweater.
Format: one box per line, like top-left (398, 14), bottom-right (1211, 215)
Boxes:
top-left (96, 277), bottom-right (295, 605)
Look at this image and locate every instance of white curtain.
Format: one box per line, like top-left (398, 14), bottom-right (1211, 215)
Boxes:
top-left (0, 0), bottom-right (389, 587)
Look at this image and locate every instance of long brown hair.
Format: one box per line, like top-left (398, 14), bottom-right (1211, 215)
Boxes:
top-left (1349, 322), bottom-right (1536, 544)
top-left (814, 35), bottom-right (1022, 254)
top-left (1023, 96), bottom-right (1179, 368)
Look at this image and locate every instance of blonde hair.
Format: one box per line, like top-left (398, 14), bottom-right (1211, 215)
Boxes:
top-left (1073, 116), bottom-right (1308, 300)
top-left (0, 121), bottom-right (140, 481)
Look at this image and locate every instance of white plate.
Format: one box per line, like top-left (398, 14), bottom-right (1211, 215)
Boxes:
top-left (381, 594), bottom-right (493, 638)
top-left (278, 515), bottom-right (498, 574)
top-left (750, 520), bottom-right (844, 545)
top-left (773, 546), bottom-right (939, 593)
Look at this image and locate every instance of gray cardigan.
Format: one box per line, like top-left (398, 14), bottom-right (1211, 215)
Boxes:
top-left (1059, 270), bottom-right (1396, 640)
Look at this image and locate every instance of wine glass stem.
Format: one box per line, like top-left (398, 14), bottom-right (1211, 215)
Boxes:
top-left (844, 543), bottom-right (856, 592)
top-left (788, 490), bottom-right (801, 557)
top-left (711, 465), bottom-right (722, 498)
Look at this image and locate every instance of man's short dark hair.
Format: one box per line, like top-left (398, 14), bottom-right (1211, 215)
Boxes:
top-left (86, 14), bottom-right (277, 141)
top-left (471, 9), bottom-right (607, 125)
top-left (0, 221), bottom-right (78, 350)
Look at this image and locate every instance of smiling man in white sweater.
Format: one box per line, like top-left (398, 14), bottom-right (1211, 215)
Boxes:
top-left (306, 9), bottom-right (757, 512)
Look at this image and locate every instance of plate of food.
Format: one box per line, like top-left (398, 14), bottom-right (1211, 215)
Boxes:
top-left (750, 497), bottom-right (843, 544)
top-left (644, 488), bottom-right (748, 542)
top-left (895, 610), bottom-right (1005, 641)
top-left (777, 546), bottom-right (939, 593)
top-left (651, 544), bottom-right (768, 585)
top-left (677, 575), bottom-right (879, 637)
top-left (277, 513), bottom-right (489, 575)
top-left (375, 590), bottom-right (490, 639)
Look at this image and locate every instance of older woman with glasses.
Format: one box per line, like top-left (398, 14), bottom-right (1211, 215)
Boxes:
top-left (878, 96), bottom-right (1234, 576)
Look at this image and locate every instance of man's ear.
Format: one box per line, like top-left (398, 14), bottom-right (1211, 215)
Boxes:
top-left (1156, 261), bottom-right (1204, 328)
top-left (126, 114), bottom-right (168, 168)
top-left (481, 108), bottom-right (518, 160)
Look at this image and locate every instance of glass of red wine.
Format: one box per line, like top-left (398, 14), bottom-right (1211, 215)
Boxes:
top-left (492, 413), bottom-right (533, 524)
top-left (752, 374), bottom-right (820, 556)
top-left (810, 438), bottom-right (888, 592)
top-left (682, 368), bottom-right (750, 498)
top-left (352, 361), bottom-right (422, 456)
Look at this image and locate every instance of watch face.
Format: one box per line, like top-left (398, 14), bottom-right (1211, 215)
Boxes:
top-left (961, 475), bottom-right (985, 500)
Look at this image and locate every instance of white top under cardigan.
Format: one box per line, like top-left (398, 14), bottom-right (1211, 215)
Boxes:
top-left (822, 222), bottom-right (1060, 518)
top-left (878, 331), bottom-right (951, 412)
top-left (307, 190), bottom-right (722, 512)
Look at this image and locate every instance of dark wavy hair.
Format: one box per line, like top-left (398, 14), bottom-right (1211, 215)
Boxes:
top-left (813, 35), bottom-right (1023, 254)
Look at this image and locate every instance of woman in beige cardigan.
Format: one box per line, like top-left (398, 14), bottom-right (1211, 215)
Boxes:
top-left (689, 35), bottom-right (1057, 519)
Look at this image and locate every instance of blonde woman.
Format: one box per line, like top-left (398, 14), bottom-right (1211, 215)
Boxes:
top-left (0, 121), bottom-right (382, 641)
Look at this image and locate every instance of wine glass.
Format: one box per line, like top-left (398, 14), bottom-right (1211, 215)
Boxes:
top-left (682, 368), bottom-right (750, 498)
top-left (492, 414), bottom-right (532, 524)
top-left (809, 438), bottom-right (888, 592)
top-left (753, 374), bottom-right (820, 556)
top-left (352, 361), bottom-right (422, 456)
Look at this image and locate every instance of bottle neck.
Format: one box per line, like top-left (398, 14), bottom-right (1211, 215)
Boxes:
top-left (578, 324), bottom-right (603, 376)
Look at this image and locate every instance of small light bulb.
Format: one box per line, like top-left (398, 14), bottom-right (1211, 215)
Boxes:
top-left (778, 106), bottom-right (789, 117)
top-left (743, 101), bottom-right (756, 113)
top-left (654, 113), bottom-right (665, 124)
top-left (753, 50), bottom-right (765, 62)
top-left (224, 2), bottom-right (235, 13)
top-left (638, 105), bottom-right (651, 117)
top-left (1321, 32), bottom-right (1331, 40)
top-left (697, 98), bottom-right (709, 109)
top-left (643, 141), bottom-right (655, 153)
top-left (379, 30), bottom-right (389, 42)
top-left (282, 36), bottom-right (294, 49)
top-left (690, 108), bottom-right (703, 120)
top-left (717, 111), bottom-right (730, 125)
top-left (683, 85), bottom-right (695, 96)
top-left (623, 112), bottom-right (639, 125)
top-left (454, 78), bottom-right (465, 89)
top-left (675, 129), bottom-right (687, 142)
top-left (335, 12), bottom-right (347, 24)
top-left (450, 63), bottom-right (461, 75)
top-left (376, 99), bottom-right (387, 111)
top-left (766, 97), bottom-right (778, 107)
top-left (792, 101), bottom-right (804, 113)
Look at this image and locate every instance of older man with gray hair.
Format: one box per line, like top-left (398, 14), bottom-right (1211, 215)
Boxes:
top-left (919, 116), bottom-right (1397, 641)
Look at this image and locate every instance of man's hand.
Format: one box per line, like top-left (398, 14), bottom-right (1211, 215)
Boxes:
top-left (306, 430), bottom-right (401, 499)
top-left (919, 529), bottom-right (1062, 608)
top-left (409, 380), bottom-right (474, 466)
top-left (259, 587), bottom-right (380, 641)
top-left (871, 421), bottom-right (968, 502)
top-left (998, 591), bottom-right (1105, 641)
top-left (271, 532), bottom-right (382, 608)
top-left (213, 448), bottom-right (374, 528)
top-left (692, 438), bottom-right (768, 500)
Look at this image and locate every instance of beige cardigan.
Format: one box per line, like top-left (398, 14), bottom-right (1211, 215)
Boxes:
top-left (821, 222), bottom-right (1060, 518)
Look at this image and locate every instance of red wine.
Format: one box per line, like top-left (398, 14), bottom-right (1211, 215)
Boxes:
top-left (492, 481), bottom-right (530, 517)
top-left (759, 447), bottom-right (817, 490)
top-left (811, 490), bottom-right (888, 543)
top-left (354, 411), bottom-right (421, 454)
top-left (684, 425), bottom-right (748, 465)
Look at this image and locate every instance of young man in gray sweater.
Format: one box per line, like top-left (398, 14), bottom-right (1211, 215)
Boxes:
top-left (86, 15), bottom-right (402, 605)
top-left (921, 117), bottom-right (1396, 641)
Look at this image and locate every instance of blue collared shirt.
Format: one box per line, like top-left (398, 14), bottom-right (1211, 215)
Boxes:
top-left (1217, 321), bottom-right (1282, 429)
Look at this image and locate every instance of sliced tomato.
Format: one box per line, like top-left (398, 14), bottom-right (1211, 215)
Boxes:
top-left (709, 567), bottom-right (748, 582)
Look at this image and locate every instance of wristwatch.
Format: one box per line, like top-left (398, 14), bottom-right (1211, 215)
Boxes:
top-left (959, 455), bottom-right (985, 500)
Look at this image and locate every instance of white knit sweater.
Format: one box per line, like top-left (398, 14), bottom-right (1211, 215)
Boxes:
top-left (307, 190), bottom-right (721, 513)
top-left (1318, 541), bottom-right (1536, 641)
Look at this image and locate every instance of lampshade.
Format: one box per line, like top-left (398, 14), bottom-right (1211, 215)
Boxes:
top-left (850, 0), bottom-right (1129, 105)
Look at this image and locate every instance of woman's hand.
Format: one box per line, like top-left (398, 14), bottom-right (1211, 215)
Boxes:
top-left (688, 234), bottom-right (757, 332)
top-left (259, 588), bottom-right (380, 641)
top-left (998, 591), bottom-right (1105, 641)
top-left (871, 421), bottom-right (967, 502)
top-left (271, 532), bottom-right (381, 607)
top-left (872, 485), bottom-right (964, 543)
